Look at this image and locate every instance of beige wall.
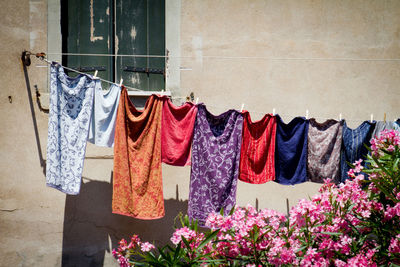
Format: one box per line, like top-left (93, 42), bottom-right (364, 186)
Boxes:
top-left (0, 0), bottom-right (399, 266)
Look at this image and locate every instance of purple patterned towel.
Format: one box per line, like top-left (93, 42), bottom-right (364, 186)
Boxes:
top-left (188, 104), bottom-right (243, 226)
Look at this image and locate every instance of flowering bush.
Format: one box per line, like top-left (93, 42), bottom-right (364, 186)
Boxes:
top-left (113, 130), bottom-right (400, 266)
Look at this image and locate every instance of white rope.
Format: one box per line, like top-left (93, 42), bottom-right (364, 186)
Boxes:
top-left (38, 57), bottom-right (143, 91)
top-left (45, 52), bottom-right (400, 61)
top-left (171, 98), bottom-right (390, 124)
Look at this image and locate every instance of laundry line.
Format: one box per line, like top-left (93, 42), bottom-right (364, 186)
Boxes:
top-left (30, 52), bottom-right (397, 124)
top-left (178, 100), bottom-right (391, 124)
top-left (36, 54), bottom-right (152, 92)
top-left (45, 52), bottom-right (400, 62)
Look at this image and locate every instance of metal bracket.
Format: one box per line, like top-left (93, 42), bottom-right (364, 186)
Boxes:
top-left (123, 66), bottom-right (165, 76)
top-left (68, 66), bottom-right (106, 72)
top-left (21, 51), bottom-right (31, 66)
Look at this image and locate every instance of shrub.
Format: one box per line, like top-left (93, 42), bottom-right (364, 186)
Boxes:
top-left (113, 129), bottom-right (400, 266)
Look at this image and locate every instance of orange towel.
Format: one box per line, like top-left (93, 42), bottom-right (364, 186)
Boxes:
top-left (112, 87), bottom-right (166, 219)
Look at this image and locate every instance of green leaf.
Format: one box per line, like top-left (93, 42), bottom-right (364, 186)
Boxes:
top-left (320, 231), bottom-right (343, 236)
top-left (229, 206), bottom-right (236, 215)
top-left (181, 235), bottom-right (191, 250)
top-left (193, 219), bottom-right (198, 232)
top-left (295, 245), bottom-right (308, 253)
top-left (392, 158), bottom-right (399, 172)
top-left (184, 215), bottom-right (190, 227)
top-left (196, 229), bottom-right (220, 251)
top-left (173, 242), bottom-right (181, 258)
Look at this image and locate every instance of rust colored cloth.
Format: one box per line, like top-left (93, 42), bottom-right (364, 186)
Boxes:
top-left (112, 88), bottom-right (166, 219)
top-left (161, 99), bottom-right (197, 166)
top-left (239, 111), bottom-right (277, 184)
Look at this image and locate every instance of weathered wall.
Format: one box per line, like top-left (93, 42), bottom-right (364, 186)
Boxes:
top-left (0, 0), bottom-right (399, 266)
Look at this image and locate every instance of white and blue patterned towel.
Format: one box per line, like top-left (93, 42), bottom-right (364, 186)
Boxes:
top-left (46, 64), bottom-right (95, 195)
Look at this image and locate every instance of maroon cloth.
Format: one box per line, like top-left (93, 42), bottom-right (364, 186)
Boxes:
top-left (161, 99), bottom-right (197, 166)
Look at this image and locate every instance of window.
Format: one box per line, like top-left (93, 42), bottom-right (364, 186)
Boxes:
top-left (61, 0), bottom-right (165, 91)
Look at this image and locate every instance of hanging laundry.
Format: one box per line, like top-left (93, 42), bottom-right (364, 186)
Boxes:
top-left (161, 99), bottom-right (197, 166)
top-left (112, 88), bottom-right (166, 219)
top-left (239, 111), bottom-right (276, 184)
top-left (340, 121), bottom-right (375, 182)
top-left (307, 119), bottom-right (344, 183)
top-left (275, 116), bottom-right (309, 185)
top-left (88, 83), bottom-right (121, 147)
top-left (188, 104), bottom-right (243, 226)
top-left (46, 64), bottom-right (95, 195)
top-left (371, 121), bottom-right (400, 139)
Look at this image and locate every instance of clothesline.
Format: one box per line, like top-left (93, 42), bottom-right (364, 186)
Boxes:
top-left (37, 56), bottom-right (143, 91)
top-left (35, 53), bottom-right (397, 124)
top-left (46, 52), bottom-right (400, 61)
top-left (172, 97), bottom-right (392, 124)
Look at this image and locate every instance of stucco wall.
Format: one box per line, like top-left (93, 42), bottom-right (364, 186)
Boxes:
top-left (0, 0), bottom-right (399, 266)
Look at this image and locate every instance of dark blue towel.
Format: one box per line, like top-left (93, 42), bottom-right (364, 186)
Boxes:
top-left (340, 121), bottom-right (375, 182)
top-left (274, 115), bottom-right (309, 185)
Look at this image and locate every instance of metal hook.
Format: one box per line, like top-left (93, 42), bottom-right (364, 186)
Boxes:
top-left (21, 51), bottom-right (31, 66)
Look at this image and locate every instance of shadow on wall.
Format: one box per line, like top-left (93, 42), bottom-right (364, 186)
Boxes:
top-left (61, 174), bottom-right (188, 267)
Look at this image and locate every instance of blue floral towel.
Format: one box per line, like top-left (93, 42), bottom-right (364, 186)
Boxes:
top-left (46, 64), bottom-right (95, 194)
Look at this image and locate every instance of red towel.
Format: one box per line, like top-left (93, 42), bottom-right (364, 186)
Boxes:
top-left (239, 111), bottom-right (277, 184)
top-left (112, 88), bottom-right (166, 219)
top-left (161, 99), bottom-right (197, 166)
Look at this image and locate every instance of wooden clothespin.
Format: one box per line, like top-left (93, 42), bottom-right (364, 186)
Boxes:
top-left (119, 78), bottom-right (123, 87)
top-left (272, 108), bottom-right (276, 116)
top-left (384, 112), bottom-right (387, 122)
top-left (306, 109), bottom-right (309, 120)
top-left (93, 70), bottom-right (98, 78)
top-left (370, 114), bottom-right (373, 123)
top-left (240, 104), bottom-right (245, 112)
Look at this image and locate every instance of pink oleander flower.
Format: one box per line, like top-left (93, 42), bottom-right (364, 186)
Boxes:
top-left (170, 226), bottom-right (198, 245)
top-left (389, 234), bottom-right (400, 255)
top-left (140, 242), bottom-right (155, 252)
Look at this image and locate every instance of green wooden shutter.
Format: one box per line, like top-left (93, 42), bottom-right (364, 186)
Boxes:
top-left (116, 0), bottom-right (165, 91)
top-left (63, 0), bottom-right (113, 81)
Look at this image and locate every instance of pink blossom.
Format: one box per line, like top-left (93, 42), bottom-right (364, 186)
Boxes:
top-left (140, 242), bottom-right (155, 252)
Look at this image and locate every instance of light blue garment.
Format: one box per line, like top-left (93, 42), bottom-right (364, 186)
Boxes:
top-left (371, 121), bottom-right (400, 139)
top-left (46, 64), bottom-right (95, 195)
top-left (88, 83), bottom-right (121, 147)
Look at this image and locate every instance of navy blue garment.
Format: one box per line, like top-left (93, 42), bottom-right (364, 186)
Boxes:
top-left (396, 118), bottom-right (400, 128)
top-left (274, 115), bottom-right (309, 185)
top-left (340, 121), bottom-right (375, 182)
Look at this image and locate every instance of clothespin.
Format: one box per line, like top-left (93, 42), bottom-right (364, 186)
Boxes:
top-left (339, 113), bottom-right (342, 121)
top-left (119, 78), bottom-right (123, 87)
top-left (195, 97), bottom-right (199, 104)
top-left (306, 109), bottom-right (309, 120)
top-left (384, 113), bottom-right (387, 122)
top-left (370, 114), bottom-right (373, 123)
top-left (240, 104), bottom-right (245, 112)
top-left (272, 108), bottom-right (276, 116)
top-left (93, 70), bottom-right (98, 78)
